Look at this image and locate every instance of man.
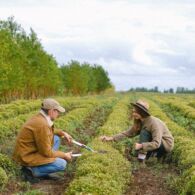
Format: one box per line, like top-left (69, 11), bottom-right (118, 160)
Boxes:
top-left (100, 99), bottom-right (174, 162)
top-left (13, 98), bottom-right (73, 183)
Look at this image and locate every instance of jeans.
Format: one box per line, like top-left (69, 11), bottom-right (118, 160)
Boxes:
top-left (30, 135), bottom-right (67, 177)
top-left (139, 129), bottom-right (166, 159)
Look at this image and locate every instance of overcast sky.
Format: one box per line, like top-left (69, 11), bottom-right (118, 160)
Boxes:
top-left (0, 0), bottom-right (195, 91)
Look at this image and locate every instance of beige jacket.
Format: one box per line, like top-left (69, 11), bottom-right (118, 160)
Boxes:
top-left (13, 113), bottom-right (65, 166)
top-left (113, 116), bottom-right (174, 152)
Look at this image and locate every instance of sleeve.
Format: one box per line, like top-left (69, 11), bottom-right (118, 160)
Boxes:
top-left (112, 126), bottom-right (139, 141)
top-left (142, 122), bottom-right (163, 151)
top-left (54, 128), bottom-right (64, 137)
top-left (34, 125), bottom-right (65, 158)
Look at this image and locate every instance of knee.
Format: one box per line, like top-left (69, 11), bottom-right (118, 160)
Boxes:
top-left (56, 158), bottom-right (67, 171)
top-left (54, 135), bottom-right (61, 143)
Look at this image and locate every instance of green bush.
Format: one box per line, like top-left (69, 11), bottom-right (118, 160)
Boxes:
top-left (0, 153), bottom-right (18, 174)
top-left (181, 165), bottom-right (195, 195)
top-left (66, 96), bottom-right (132, 195)
top-left (145, 98), bottom-right (195, 194)
top-left (0, 167), bottom-right (8, 190)
top-left (66, 140), bottom-right (131, 195)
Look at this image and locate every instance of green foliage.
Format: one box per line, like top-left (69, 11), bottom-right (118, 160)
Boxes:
top-left (99, 96), bottom-right (131, 136)
top-left (0, 153), bottom-right (18, 175)
top-left (60, 61), bottom-right (112, 95)
top-left (162, 104), bottom-right (195, 132)
top-left (180, 166), bottom-right (195, 195)
top-left (56, 97), bottom-right (116, 140)
top-left (93, 65), bottom-right (111, 92)
top-left (66, 140), bottom-right (131, 195)
top-left (0, 17), bottom-right (62, 102)
top-left (66, 96), bottom-right (131, 194)
top-left (0, 17), bottom-right (113, 101)
top-left (143, 98), bottom-right (195, 194)
top-left (0, 167), bottom-right (8, 190)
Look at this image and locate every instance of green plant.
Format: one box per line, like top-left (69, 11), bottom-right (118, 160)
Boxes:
top-left (0, 153), bottom-right (18, 175)
top-left (0, 167), bottom-right (8, 190)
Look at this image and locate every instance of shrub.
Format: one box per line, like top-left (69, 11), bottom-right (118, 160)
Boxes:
top-left (0, 167), bottom-right (8, 190)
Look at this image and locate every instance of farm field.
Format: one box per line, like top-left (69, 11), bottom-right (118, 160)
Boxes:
top-left (0, 92), bottom-right (194, 195)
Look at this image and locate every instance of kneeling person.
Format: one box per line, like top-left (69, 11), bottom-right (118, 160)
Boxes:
top-left (13, 98), bottom-right (72, 182)
top-left (100, 100), bottom-right (174, 162)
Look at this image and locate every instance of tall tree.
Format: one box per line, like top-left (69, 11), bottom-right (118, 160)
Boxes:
top-left (93, 65), bottom-right (111, 93)
top-left (60, 61), bottom-right (112, 95)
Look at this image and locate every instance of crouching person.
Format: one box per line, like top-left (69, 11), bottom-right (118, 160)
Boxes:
top-left (13, 98), bottom-right (72, 183)
top-left (100, 99), bottom-right (174, 163)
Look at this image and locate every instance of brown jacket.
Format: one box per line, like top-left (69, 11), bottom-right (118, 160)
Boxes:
top-left (13, 113), bottom-right (65, 166)
top-left (113, 116), bottom-right (174, 152)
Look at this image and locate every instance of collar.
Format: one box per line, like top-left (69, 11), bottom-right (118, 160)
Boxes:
top-left (141, 115), bottom-right (151, 124)
top-left (40, 110), bottom-right (53, 127)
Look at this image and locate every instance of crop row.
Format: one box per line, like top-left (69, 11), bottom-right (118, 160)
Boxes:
top-left (0, 110), bottom-right (38, 142)
top-left (0, 96), bottom-right (101, 120)
top-left (0, 97), bottom-right (118, 192)
top-left (154, 96), bottom-right (195, 121)
top-left (150, 96), bottom-right (195, 133)
top-left (0, 100), bottom-right (42, 120)
top-left (0, 97), bottom-right (111, 142)
top-left (55, 97), bottom-right (117, 140)
top-left (145, 99), bottom-right (195, 195)
top-left (66, 96), bottom-right (131, 195)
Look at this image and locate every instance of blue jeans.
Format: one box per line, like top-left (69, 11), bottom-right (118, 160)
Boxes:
top-left (30, 135), bottom-right (67, 177)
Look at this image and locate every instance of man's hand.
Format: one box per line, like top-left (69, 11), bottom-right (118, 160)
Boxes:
top-left (61, 131), bottom-right (72, 144)
top-left (100, 136), bottom-right (114, 142)
top-left (135, 143), bottom-right (143, 150)
top-left (64, 151), bottom-right (72, 161)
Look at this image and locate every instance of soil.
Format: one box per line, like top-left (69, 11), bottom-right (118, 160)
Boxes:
top-left (0, 173), bottom-right (72, 195)
top-left (125, 158), bottom-right (179, 195)
top-left (31, 173), bottom-right (72, 195)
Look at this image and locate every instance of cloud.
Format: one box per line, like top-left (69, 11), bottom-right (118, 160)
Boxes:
top-left (0, 0), bottom-right (195, 90)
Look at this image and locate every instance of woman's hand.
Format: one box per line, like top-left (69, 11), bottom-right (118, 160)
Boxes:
top-left (135, 143), bottom-right (143, 150)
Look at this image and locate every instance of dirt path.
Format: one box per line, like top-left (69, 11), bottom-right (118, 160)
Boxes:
top-left (31, 173), bottom-right (72, 195)
top-left (125, 159), bottom-right (178, 195)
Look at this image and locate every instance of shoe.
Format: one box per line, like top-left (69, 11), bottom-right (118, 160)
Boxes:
top-left (21, 167), bottom-right (40, 184)
top-left (138, 153), bottom-right (146, 161)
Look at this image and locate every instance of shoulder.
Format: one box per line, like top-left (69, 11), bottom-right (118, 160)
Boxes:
top-left (149, 116), bottom-right (167, 130)
top-left (149, 116), bottom-right (164, 124)
top-left (25, 113), bottom-right (48, 128)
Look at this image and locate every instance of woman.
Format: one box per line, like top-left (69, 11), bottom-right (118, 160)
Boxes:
top-left (100, 100), bottom-right (174, 161)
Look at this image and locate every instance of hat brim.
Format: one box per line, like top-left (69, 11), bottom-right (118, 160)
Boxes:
top-left (56, 106), bottom-right (65, 113)
top-left (131, 103), bottom-right (150, 116)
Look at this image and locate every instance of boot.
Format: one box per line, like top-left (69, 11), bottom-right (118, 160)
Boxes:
top-left (21, 167), bottom-right (40, 184)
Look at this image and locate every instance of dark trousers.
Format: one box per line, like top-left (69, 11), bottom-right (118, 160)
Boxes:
top-left (139, 129), bottom-right (167, 159)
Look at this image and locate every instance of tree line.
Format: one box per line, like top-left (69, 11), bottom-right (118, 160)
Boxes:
top-left (0, 17), bottom-right (112, 102)
top-left (128, 87), bottom-right (195, 94)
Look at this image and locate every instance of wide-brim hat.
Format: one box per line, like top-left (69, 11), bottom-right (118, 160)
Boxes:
top-left (131, 100), bottom-right (150, 116)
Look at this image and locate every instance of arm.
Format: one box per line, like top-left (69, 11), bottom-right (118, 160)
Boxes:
top-left (113, 126), bottom-right (139, 141)
top-left (54, 129), bottom-right (72, 144)
top-left (101, 126), bottom-right (138, 142)
top-left (34, 125), bottom-right (72, 160)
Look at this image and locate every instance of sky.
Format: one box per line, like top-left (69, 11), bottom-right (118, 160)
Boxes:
top-left (0, 0), bottom-right (195, 91)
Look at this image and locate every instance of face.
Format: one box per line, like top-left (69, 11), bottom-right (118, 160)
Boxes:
top-left (132, 108), bottom-right (142, 120)
top-left (48, 109), bottom-right (60, 121)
